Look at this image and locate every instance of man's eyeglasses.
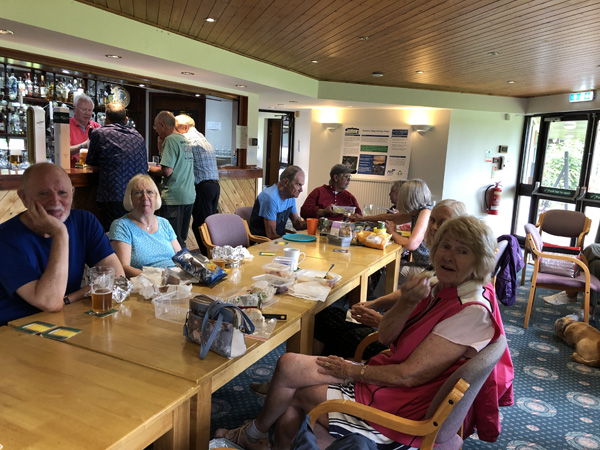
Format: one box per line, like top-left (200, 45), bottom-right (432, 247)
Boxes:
top-left (133, 189), bottom-right (156, 197)
top-left (340, 174), bottom-right (352, 180)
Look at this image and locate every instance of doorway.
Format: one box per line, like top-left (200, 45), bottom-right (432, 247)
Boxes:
top-left (513, 112), bottom-right (600, 244)
top-left (260, 111), bottom-right (295, 186)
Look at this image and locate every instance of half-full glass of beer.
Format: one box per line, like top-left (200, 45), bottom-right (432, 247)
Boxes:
top-left (89, 266), bottom-right (115, 314)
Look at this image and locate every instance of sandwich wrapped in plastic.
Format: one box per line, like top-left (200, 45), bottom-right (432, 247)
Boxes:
top-left (172, 248), bottom-right (227, 285)
top-left (243, 308), bottom-right (278, 340)
top-left (222, 281), bottom-right (277, 309)
top-left (365, 232), bottom-right (392, 250)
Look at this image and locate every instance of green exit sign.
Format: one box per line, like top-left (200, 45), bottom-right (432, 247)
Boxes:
top-left (569, 91), bottom-right (595, 102)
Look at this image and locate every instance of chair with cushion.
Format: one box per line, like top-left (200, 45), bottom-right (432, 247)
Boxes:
top-left (308, 335), bottom-right (507, 450)
top-left (523, 223), bottom-right (599, 328)
top-left (234, 206), bottom-right (253, 223)
top-left (521, 209), bottom-right (591, 286)
top-left (199, 213), bottom-right (269, 258)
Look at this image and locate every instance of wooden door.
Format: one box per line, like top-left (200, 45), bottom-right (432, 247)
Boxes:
top-left (265, 118), bottom-right (283, 186)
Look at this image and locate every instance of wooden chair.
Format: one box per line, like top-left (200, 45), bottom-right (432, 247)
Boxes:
top-left (521, 210), bottom-right (591, 286)
top-left (308, 335), bottom-right (507, 450)
top-left (199, 213), bottom-right (269, 258)
top-left (523, 224), bottom-right (600, 328)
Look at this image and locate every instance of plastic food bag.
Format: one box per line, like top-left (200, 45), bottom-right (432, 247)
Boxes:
top-left (172, 248), bottom-right (227, 285)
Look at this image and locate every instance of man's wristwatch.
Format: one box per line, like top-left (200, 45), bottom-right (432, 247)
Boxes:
top-left (63, 295), bottom-right (71, 305)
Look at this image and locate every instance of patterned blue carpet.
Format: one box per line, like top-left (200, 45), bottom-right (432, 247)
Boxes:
top-left (211, 268), bottom-right (600, 449)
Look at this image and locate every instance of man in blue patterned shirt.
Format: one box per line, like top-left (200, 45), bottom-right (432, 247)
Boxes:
top-left (175, 114), bottom-right (220, 254)
top-left (87, 102), bottom-right (148, 231)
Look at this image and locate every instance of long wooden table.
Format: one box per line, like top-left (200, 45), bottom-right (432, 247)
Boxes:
top-left (0, 327), bottom-right (198, 450)
top-left (8, 238), bottom-right (403, 448)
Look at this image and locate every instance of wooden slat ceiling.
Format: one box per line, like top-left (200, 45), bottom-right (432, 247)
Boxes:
top-left (76, 0), bottom-right (600, 98)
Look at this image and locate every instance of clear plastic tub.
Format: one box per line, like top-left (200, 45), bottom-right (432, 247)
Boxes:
top-left (332, 205), bottom-right (356, 214)
top-left (261, 262), bottom-right (294, 278)
top-left (296, 269), bottom-right (342, 288)
top-left (252, 273), bottom-right (295, 294)
top-left (151, 291), bottom-right (192, 324)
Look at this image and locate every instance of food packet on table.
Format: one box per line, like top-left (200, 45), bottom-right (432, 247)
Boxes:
top-left (212, 245), bottom-right (253, 268)
top-left (163, 266), bottom-right (199, 285)
top-left (243, 308), bottom-right (278, 340)
top-left (365, 232), bottom-right (392, 250)
top-left (223, 280), bottom-right (277, 309)
top-left (356, 230), bottom-right (372, 245)
top-left (130, 267), bottom-right (165, 299)
top-left (172, 248), bottom-right (227, 285)
top-left (113, 276), bottom-right (133, 303)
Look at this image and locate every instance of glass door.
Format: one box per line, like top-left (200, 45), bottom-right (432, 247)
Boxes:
top-left (513, 113), bottom-right (598, 246)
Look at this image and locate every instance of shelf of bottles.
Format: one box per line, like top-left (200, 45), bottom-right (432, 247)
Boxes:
top-left (0, 62), bottom-right (132, 169)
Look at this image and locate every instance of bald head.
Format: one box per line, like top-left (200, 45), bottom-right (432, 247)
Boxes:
top-left (105, 102), bottom-right (127, 125)
top-left (154, 111), bottom-right (176, 139)
top-left (175, 114), bottom-right (195, 133)
top-left (19, 163), bottom-right (73, 222)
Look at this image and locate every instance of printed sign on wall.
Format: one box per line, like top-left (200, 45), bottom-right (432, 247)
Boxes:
top-left (340, 126), bottom-right (411, 181)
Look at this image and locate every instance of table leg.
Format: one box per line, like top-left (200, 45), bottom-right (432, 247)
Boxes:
top-left (190, 381), bottom-right (212, 450)
top-left (286, 313), bottom-right (314, 354)
top-left (385, 252), bottom-right (401, 294)
top-left (348, 273), bottom-right (369, 306)
top-left (155, 399), bottom-right (191, 450)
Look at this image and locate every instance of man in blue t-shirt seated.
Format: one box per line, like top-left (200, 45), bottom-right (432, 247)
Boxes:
top-left (0, 163), bottom-right (124, 326)
top-left (249, 165), bottom-right (307, 239)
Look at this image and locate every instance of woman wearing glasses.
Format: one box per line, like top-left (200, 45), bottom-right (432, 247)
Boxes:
top-left (109, 174), bottom-right (181, 277)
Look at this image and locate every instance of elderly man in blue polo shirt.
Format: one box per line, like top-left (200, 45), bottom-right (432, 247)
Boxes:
top-left (249, 165), bottom-right (307, 239)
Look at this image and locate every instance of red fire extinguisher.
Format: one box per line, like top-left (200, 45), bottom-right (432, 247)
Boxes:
top-left (485, 182), bottom-right (502, 215)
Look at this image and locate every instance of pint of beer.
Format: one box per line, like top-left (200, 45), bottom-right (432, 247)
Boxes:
top-left (89, 266), bottom-right (115, 314)
top-left (79, 148), bottom-right (88, 166)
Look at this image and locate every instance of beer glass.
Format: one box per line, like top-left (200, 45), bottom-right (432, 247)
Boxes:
top-left (89, 266), bottom-right (115, 314)
top-left (79, 148), bottom-right (88, 166)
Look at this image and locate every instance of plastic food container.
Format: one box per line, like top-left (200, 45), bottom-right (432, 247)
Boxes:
top-left (262, 262), bottom-right (294, 278)
top-left (252, 273), bottom-right (295, 294)
top-left (296, 269), bottom-right (342, 288)
top-left (151, 291), bottom-right (192, 324)
top-left (332, 205), bottom-right (356, 214)
top-left (327, 235), bottom-right (352, 247)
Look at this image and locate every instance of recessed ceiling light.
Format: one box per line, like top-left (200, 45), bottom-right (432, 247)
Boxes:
top-left (105, 54), bottom-right (122, 59)
top-left (346, 105), bottom-right (354, 108)
top-left (416, 70), bottom-right (424, 74)
top-left (235, 84), bottom-right (247, 88)
top-left (359, 36), bottom-right (370, 41)
top-left (195, 94), bottom-right (200, 97)
top-left (0, 29), bottom-right (14, 35)
top-left (205, 17), bottom-right (216, 22)
top-left (62, 69), bottom-right (70, 74)
top-left (487, 51), bottom-right (499, 56)
top-left (311, 60), bottom-right (318, 63)
top-left (181, 71), bottom-right (195, 75)
top-left (508, 80), bottom-right (516, 84)
top-left (289, 100), bottom-right (298, 103)
top-left (372, 72), bottom-right (384, 77)
top-left (138, 84), bottom-right (146, 87)
top-left (278, 103), bottom-right (286, 106)
top-left (269, 106), bottom-right (276, 109)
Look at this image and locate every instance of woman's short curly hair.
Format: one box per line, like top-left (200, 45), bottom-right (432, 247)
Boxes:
top-left (123, 174), bottom-right (162, 212)
top-left (396, 179), bottom-right (432, 213)
top-left (429, 215), bottom-right (497, 285)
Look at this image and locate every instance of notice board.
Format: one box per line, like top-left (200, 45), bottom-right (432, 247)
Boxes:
top-left (340, 126), bottom-right (411, 181)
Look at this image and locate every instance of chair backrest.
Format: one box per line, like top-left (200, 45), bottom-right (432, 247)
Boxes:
top-left (234, 206), bottom-right (253, 223)
top-left (204, 214), bottom-right (250, 248)
top-left (539, 210), bottom-right (590, 246)
top-left (524, 223), bottom-right (542, 253)
top-left (493, 238), bottom-right (509, 278)
top-left (427, 335), bottom-right (507, 444)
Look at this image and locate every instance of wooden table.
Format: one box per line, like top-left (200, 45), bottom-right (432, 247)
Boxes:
top-left (8, 238), bottom-right (402, 448)
top-left (247, 235), bottom-right (403, 303)
top-left (0, 327), bottom-right (198, 450)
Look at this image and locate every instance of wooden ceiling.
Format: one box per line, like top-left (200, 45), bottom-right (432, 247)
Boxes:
top-left (77, 0), bottom-right (600, 98)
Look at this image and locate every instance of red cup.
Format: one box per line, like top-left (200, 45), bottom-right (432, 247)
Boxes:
top-left (307, 218), bottom-right (318, 235)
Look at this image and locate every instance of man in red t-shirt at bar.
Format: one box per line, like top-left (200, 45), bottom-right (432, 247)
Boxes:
top-left (301, 163), bottom-right (362, 221)
top-left (69, 93), bottom-right (100, 167)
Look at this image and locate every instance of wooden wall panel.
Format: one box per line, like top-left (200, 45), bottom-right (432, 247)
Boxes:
top-left (0, 190), bottom-right (25, 224)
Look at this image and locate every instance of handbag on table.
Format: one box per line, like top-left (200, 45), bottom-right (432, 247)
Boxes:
top-left (183, 294), bottom-right (255, 359)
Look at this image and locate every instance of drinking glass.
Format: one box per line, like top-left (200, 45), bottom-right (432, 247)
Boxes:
top-left (89, 266), bottom-right (115, 314)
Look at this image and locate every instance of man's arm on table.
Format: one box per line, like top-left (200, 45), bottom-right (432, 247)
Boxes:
top-left (290, 212), bottom-right (307, 230)
top-left (263, 218), bottom-right (281, 240)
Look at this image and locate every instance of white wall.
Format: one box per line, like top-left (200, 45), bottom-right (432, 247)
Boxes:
top-left (306, 108), bottom-right (452, 202)
top-left (205, 97), bottom-right (235, 162)
top-left (445, 111), bottom-right (525, 235)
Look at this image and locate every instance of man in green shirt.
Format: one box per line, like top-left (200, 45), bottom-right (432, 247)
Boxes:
top-left (149, 111), bottom-right (195, 247)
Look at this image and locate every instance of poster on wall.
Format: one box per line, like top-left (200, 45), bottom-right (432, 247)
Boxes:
top-left (341, 126), bottom-right (411, 181)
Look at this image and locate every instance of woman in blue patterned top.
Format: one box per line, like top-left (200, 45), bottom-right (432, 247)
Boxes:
top-left (109, 174), bottom-right (181, 277)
